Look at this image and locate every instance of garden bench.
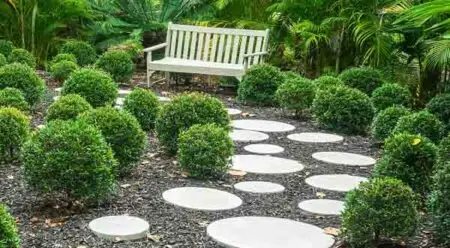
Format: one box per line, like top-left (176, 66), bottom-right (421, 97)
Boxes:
top-left (144, 22), bottom-right (270, 86)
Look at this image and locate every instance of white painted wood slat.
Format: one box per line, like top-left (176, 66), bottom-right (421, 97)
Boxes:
top-left (246, 36), bottom-right (255, 65)
top-left (196, 33), bottom-right (205, 60)
top-left (223, 35), bottom-right (233, 64)
top-left (170, 30), bottom-right (178, 57)
top-left (238, 36), bottom-right (248, 64)
top-left (176, 31), bottom-right (184, 58)
top-left (253, 36), bottom-right (263, 64)
top-left (230, 35), bottom-right (240, 64)
top-left (203, 33), bottom-right (211, 61)
top-left (183, 31), bottom-right (191, 59)
top-left (189, 32), bottom-right (198, 60)
top-left (209, 34), bottom-right (219, 62)
top-left (217, 34), bottom-right (226, 63)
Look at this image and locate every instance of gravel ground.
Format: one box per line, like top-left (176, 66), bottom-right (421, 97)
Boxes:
top-left (0, 73), bottom-right (439, 248)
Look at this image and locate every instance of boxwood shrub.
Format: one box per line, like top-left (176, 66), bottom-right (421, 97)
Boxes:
top-left (8, 48), bottom-right (36, 69)
top-left (46, 94), bottom-right (92, 122)
top-left (80, 106), bottom-right (147, 177)
top-left (0, 204), bottom-right (20, 248)
top-left (51, 53), bottom-right (77, 65)
top-left (371, 83), bottom-right (412, 112)
top-left (62, 68), bottom-right (118, 108)
top-left (59, 40), bottom-right (96, 66)
top-left (437, 134), bottom-right (450, 165)
top-left (312, 86), bottom-right (374, 134)
top-left (237, 64), bottom-right (284, 106)
top-left (123, 88), bottom-right (160, 131)
top-left (0, 54), bottom-right (6, 67)
top-left (96, 51), bottom-right (135, 83)
top-left (275, 76), bottom-right (316, 116)
top-left (0, 88), bottom-right (29, 112)
top-left (426, 93), bottom-right (450, 130)
top-left (374, 133), bottom-right (437, 196)
top-left (178, 124), bottom-right (234, 178)
top-left (393, 111), bottom-right (445, 143)
top-left (341, 177), bottom-right (418, 247)
top-left (0, 107), bottom-right (30, 161)
top-left (428, 161), bottom-right (450, 245)
top-left (22, 119), bottom-right (116, 201)
top-left (0, 63), bottom-right (45, 106)
top-left (313, 75), bottom-right (344, 91)
top-left (50, 60), bottom-right (78, 82)
top-left (156, 92), bottom-right (230, 155)
top-left (108, 39), bottom-right (144, 61)
top-left (339, 67), bottom-right (384, 95)
top-left (371, 106), bottom-right (410, 141)
top-left (0, 40), bottom-right (14, 57)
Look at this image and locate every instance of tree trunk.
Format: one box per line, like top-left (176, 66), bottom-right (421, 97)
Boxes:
top-left (335, 24), bottom-right (345, 73)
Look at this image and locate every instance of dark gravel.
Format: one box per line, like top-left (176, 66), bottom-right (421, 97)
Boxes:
top-left (0, 75), bottom-right (439, 248)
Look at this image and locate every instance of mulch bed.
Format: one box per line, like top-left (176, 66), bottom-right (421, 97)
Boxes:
top-left (0, 71), bottom-right (439, 248)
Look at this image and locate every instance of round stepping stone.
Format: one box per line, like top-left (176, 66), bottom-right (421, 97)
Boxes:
top-left (312, 152), bottom-right (376, 166)
top-left (232, 119), bottom-right (295, 133)
top-left (119, 89), bottom-right (132, 95)
top-left (244, 144), bottom-right (284, 154)
top-left (89, 216), bottom-right (149, 241)
top-left (53, 96), bottom-right (60, 101)
top-left (305, 174), bottom-right (368, 192)
top-left (227, 108), bottom-right (242, 115)
top-left (116, 97), bottom-right (124, 106)
top-left (298, 199), bottom-right (345, 215)
top-left (158, 96), bottom-right (171, 102)
top-left (54, 87), bottom-right (62, 93)
top-left (287, 132), bottom-right (343, 143)
top-left (162, 187), bottom-right (242, 211)
top-left (234, 181), bottom-right (285, 194)
top-left (230, 129), bottom-right (269, 142)
top-left (232, 155), bottom-right (304, 174)
top-left (207, 216), bottom-right (335, 248)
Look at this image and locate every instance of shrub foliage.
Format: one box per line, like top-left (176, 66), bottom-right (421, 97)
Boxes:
top-left (8, 48), bottom-right (36, 69)
top-left (393, 111), bottom-right (445, 143)
top-left (95, 50), bottom-right (135, 83)
top-left (0, 107), bottom-right (29, 161)
top-left (371, 83), bottom-right (412, 112)
top-left (46, 94), bottom-right (92, 121)
top-left (51, 53), bottom-right (77, 65)
top-left (428, 161), bottom-right (450, 245)
top-left (0, 40), bottom-right (14, 57)
top-left (371, 106), bottom-right (410, 141)
top-left (313, 75), bottom-right (344, 90)
top-left (0, 88), bottom-right (29, 112)
top-left (59, 40), bottom-right (96, 66)
top-left (275, 76), bottom-right (316, 116)
top-left (426, 93), bottom-right (450, 130)
top-left (0, 204), bottom-right (20, 248)
top-left (339, 67), bottom-right (384, 95)
top-left (50, 60), bottom-right (78, 82)
top-left (123, 88), bottom-right (160, 131)
top-left (0, 54), bottom-right (6, 67)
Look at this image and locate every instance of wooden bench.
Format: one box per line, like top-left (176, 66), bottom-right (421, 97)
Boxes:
top-left (144, 22), bottom-right (270, 86)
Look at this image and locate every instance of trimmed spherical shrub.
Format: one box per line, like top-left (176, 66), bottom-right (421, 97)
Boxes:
top-left (0, 204), bottom-right (20, 248)
top-left (0, 107), bottom-right (30, 161)
top-left (95, 51), bottom-right (135, 83)
top-left (374, 133), bottom-right (437, 195)
top-left (59, 40), bottom-right (96, 66)
top-left (237, 64), bottom-right (284, 106)
top-left (371, 83), bottom-right (412, 112)
top-left (0, 54), bottom-right (6, 67)
top-left (0, 63), bottom-right (45, 106)
top-left (51, 53), bottom-right (77, 65)
top-left (123, 88), bottom-right (160, 131)
top-left (80, 106), bottom-right (147, 176)
top-left (393, 111), bottom-right (445, 143)
top-left (46, 94), bottom-right (92, 122)
top-left (22, 119), bottom-right (116, 201)
top-left (341, 177), bottom-right (418, 247)
top-left (50, 60), bottom-right (78, 82)
top-left (0, 88), bottom-right (29, 112)
top-left (339, 67), bottom-right (384, 95)
top-left (312, 86), bottom-right (374, 134)
top-left (8, 48), bottom-right (36, 69)
top-left (437, 134), bottom-right (450, 164)
top-left (0, 40), bottom-right (14, 57)
top-left (156, 92), bottom-right (230, 155)
top-left (275, 76), bottom-right (316, 116)
top-left (282, 71), bottom-right (302, 81)
top-left (371, 106), bottom-right (410, 141)
top-left (178, 124), bottom-right (234, 178)
top-left (62, 68), bottom-right (118, 108)
top-left (313, 75), bottom-right (344, 91)
top-left (426, 94), bottom-right (450, 130)
top-left (428, 161), bottom-right (450, 244)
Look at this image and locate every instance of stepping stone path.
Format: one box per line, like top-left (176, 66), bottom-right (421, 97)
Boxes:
top-left (232, 119), bottom-right (295, 132)
top-left (162, 187), bottom-right (242, 211)
top-left (116, 97), bottom-right (124, 106)
top-left (227, 108), bottom-right (242, 115)
top-left (234, 181), bottom-right (285, 194)
top-left (89, 216), bottom-right (149, 241)
top-left (298, 199), bottom-right (345, 215)
top-left (244, 144), bottom-right (284, 154)
top-left (312, 152), bottom-right (376, 166)
top-left (230, 129), bottom-right (269, 142)
top-left (207, 216), bottom-right (335, 248)
top-left (305, 174), bottom-right (368, 192)
top-left (232, 155), bottom-right (304, 174)
top-left (287, 132), bottom-right (343, 143)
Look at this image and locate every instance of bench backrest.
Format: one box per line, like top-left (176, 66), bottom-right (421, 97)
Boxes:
top-left (165, 22), bottom-right (270, 66)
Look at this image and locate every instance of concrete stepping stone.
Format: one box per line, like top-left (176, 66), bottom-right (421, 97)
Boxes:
top-left (119, 89), bottom-right (131, 96)
top-left (305, 174), bottom-right (368, 192)
top-left (298, 199), bottom-right (345, 215)
top-left (234, 181), bottom-right (285, 194)
top-left (53, 96), bottom-right (60, 101)
top-left (116, 97), bottom-right (124, 106)
top-left (230, 129), bottom-right (269, 142)
top-left (158, 96), bottom-right (171, 102)
top-left (231, 155), bottom-right (304, 174)
top-left (207, 216), bottom-right (335, 248)
top-left (162, 187), bottom-right (242, 211)
top-left (243, 144), bottom-right (284, 154)
top-left (287, 132), bottom-right (343, 143)
top-left (312, 152), bottom-right (376, 166)
top-left (89, 216), bottom-right (149, 241)
top-left (232, 119), bottom-right (295, 132)
top-left (227, 108), bottom-right (242, 115)
top-left (54, 87), bottom-right (62, 93)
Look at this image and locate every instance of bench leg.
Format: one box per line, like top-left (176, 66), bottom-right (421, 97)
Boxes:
top-left (165, 72), bottom-right (171, 85)
top-left (147, 70), bottom-right (156, 88)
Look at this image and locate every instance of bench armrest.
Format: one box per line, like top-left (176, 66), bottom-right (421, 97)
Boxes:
top-left (243, 51), bottom-right (268, 58)
top-left (143, 43), bottom-right (167, 52)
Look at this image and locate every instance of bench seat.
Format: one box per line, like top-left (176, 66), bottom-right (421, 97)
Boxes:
top-left (149, 58), bottom-right (245, 77)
